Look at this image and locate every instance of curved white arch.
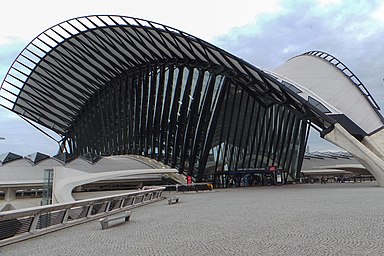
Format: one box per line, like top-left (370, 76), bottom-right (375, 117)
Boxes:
top-left (53, 167), bottom-right (178, 203)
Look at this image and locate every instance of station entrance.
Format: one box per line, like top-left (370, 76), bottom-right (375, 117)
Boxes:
top-left (214, 168), bottom-right (287, 188)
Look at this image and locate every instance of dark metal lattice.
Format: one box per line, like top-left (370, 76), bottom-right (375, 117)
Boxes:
top-left (0, 15), bottom-right (337, 181)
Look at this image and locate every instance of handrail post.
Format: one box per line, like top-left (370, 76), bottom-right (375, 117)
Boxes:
top-left (105, 201), bottom-right (111, 213)
top-left (29, 213), bottom-right (41, 233)
top-left (118, 198), bottom-right (124, 209)
top-left (62, 208), bottom-right (70, 224)
top-left (87, 204), bottom-right (94, 218)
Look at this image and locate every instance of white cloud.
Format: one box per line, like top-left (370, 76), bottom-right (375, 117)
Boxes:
top-left (373, 2), bottom-right (384, 22)
top-left (0, 0), bottom-right (282, 41)
top-left (0, 37), bottom-right (12, 45)
top-left (316, 0), bottom-right (341, 6)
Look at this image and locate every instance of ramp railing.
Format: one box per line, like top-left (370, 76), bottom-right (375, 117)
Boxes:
top-left (0, 186), bottom-right (165, 247)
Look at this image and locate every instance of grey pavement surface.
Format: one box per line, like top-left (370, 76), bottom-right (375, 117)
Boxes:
top-left (2, 182), bottom-right (384, 255)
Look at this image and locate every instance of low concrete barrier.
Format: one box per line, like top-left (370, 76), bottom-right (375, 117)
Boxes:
top-left (167, 197), bottom-right (179, 205)
top-left (100, 211), bottom-right (131, 229)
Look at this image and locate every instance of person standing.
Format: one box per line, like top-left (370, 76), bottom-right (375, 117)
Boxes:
top-left (321, 175), bottom-right (326, 184)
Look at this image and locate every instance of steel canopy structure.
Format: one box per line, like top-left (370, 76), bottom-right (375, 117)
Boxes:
top-left (1, 15), bottom-right (372, 185)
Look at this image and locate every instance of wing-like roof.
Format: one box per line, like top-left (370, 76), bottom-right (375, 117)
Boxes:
top-left (0, 15), bottom-right (334, 137)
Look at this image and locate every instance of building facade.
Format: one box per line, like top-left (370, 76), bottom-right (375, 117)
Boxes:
top-left (1, 15), bottom-right (383, 185)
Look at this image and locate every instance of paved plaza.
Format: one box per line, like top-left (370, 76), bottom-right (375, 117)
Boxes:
top-left (1, 182), bottom-right (384, 255)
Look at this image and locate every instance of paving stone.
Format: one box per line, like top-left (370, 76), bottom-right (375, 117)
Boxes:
top-left (1, 182), bottom-right (384, 255)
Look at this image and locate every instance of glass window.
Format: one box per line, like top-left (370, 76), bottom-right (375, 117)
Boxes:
top-left (281, 80), bottom-right (302, 94)
top-left (308, 96), bottom-right (331, 113)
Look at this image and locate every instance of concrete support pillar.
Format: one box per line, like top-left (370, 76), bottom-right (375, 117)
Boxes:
top-left (324, 124), bottom-right (384, 186)
top-left (4, 187), bottom-right (16, 202)
top-left (363, 129), bottom-right (384, 159)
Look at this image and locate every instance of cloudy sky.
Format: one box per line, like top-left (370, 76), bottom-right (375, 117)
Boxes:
top-left (0, 0), bottom-right (384, 155)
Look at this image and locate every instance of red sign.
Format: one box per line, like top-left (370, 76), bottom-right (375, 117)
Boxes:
top-left (187, 176), bottom-right (192, 184)
top-left (269, 166), bottom-right (277, 172)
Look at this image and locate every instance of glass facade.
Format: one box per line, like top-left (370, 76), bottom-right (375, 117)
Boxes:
top-left (64, 63), bottom-right (309, 183)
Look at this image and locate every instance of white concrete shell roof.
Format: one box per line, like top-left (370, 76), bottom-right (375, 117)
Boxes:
top-left (268, 51), bottom-right (384, 186)
top-left (272, 51), bottom-right (384, 136)
top-left (301, 151), bottom-right (368, 175)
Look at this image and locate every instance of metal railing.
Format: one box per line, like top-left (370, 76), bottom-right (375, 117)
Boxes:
top-left (0, 186), bottom-right (165, 247)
